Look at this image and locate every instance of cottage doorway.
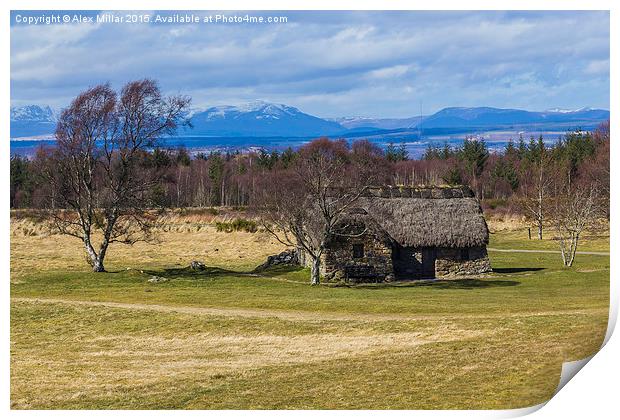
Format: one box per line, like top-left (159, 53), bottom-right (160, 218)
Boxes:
top-left (421, 248), bottom-right (437, 278)
top-left (392, 246), bottom-right (434, 279)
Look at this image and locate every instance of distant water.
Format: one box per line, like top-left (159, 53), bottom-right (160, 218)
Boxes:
top-left (10, 131), bottom-right (566, 159)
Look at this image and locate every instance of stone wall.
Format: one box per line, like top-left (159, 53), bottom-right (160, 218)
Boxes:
top-left (435, 246), bottom-right (492, 277)
top-left (255, 249), bottom-right (299, 271)
top-left (301, 243), bottom-right (492, 281)
top-left (321, 233), bottom-right (394, 282)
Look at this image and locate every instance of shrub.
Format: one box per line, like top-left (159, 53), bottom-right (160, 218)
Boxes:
top-left (215, 218), bottom-right (258, 233)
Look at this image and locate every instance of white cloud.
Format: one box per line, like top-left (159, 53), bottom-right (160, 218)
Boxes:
top-left (367, 64), bottom-right (410, 79)
top-left (584, 59), bottom-right (609, 75)
top-left (10, 11), bottom-right (610, 117)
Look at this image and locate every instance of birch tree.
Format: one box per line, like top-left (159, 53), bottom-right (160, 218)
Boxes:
top-left (42, 79), bottom-right (191, 272)
top-left (518, 136), bottom-right (553, 240)
top-left (551, 183), bottom-right (599, 267)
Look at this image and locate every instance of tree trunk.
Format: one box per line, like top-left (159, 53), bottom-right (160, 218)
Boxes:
top-left (93, 217), bottom-right (115, 273)
top-left (566, 234), bottom-right (579, 267)
top-left (82, 224), bottom-right (112, 273)
top-left (94, 243), bottom-right (110, 272)
top-left (537, 220), bottom-right (543, 240)
top-left (537, 191), bottom-right (544, 240)
top-left (92, 256), bottom-right (106, 272)
top-left (536, 164), bottom-right (545, 240)
top-left (310, 257), bottom-right (321, 285)
top-left (83, 236), bottom-right (99, 270)
top-left (559, 243), bottom-right (568, 266)
top-left (558, 233), bottom-right (579, 267)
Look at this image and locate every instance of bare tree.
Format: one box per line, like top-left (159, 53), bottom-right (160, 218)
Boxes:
top-left (580, 121), bottom-right (610, 218)
top-left (256, 139), bottom-right (383, 285)
top-left (41, 79), bottom-right (191, 272)
top-left (551, 183), bottom-right (599, 267)
top-left (517, 139), bottom-right (553, 240)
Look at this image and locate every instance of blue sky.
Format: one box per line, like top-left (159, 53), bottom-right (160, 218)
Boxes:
top-left (10, 10), bottom-right (610, 118)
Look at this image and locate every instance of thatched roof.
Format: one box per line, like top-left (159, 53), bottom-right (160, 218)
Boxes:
top-left (356, 186), bottom-right (489, 248)
top-left (331, 207), bottom-right (393, 245)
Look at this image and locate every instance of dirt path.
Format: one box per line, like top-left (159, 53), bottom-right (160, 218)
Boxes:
top-left (487, 248), bottom-right (609, 256)
top-left (11, 297), bottom-right (607, 322)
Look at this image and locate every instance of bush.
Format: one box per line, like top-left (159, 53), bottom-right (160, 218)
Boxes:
top-left (215, 218), bottom-right (258, 233)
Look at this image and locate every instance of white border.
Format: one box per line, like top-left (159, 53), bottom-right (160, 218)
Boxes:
top-left (2, 1), bottom-right (617, 419)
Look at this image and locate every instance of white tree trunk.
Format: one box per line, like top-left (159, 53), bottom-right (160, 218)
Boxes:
top-left (537, 219), bottom-right (543, 240)
top-left (310, 257), bottom-right (321, 285)
top-left (92, 256), bottom-right (105, 272)
top-left (83, 237), bottom-right (105, 272)
top-left (537, 187), bottom-right (544, 240)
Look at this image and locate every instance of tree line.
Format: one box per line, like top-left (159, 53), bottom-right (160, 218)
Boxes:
top-left (11, 125), bottom-right (609, 214)
top-left (9, 79), bottom-right (609, 276)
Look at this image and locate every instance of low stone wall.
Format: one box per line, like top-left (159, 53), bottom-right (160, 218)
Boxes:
top-left (255, 249), bottom-right (299, 271)
top-left (435, 246), bottom-right (492, 277)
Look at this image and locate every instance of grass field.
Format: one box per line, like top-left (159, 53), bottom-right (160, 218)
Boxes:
top-left (10, 215), bottom-right (610, 409)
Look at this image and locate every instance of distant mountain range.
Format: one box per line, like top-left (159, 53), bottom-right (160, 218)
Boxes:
top-left (10, 102), bottom-right (610, 139)
top-left (328, 115), bottom-right (426, 130)
top-left (187, 100), bottom-right (344, 137)
top-left (10, 105), bottom-right (57, 139)
top-left (417, 106), bottom-right (610, 129)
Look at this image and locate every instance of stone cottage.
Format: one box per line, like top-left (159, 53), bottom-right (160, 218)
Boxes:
top-left (299, 186), bottom-right (492, 282)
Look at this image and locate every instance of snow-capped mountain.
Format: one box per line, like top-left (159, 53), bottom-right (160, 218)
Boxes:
top-left (418, 107), bottom-right (610, 129)
top-left (10, 105), bottom-right (58, 139)
top-left (10, 101), bottom-right (609, 140)
top-left (11, 105), bottom-right (57, 122)
top-left (188, 100), bottom-right (345, 137)
top-left (329, 115), bottom-right (426, 130)
top-left (545, 107), bottom-right (596, 114)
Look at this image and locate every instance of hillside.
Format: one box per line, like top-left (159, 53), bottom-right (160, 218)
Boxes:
top-left (187, 100), bottom-right (345, 137)
top-left (10, 102), bottom-right (610, 140)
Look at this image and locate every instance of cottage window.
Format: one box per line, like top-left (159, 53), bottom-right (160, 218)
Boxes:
top-left (352, 243), bottom-right (365, 259)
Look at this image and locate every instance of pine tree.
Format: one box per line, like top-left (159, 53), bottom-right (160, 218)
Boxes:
top-left (460, 137), bottom-right (489, 197)
top-left (280, 147), bottom-right (296, 168)
top-left (386, 142), bottom-right (398, 162)
top-left (517, 134), bottom-right (527, 160)
top-left (396, 142), bottom-right (409, 161)
top-left (440, 142), bottom-right (452, 160)
top-left (422, 144), bottom-right (439, 160)
top-left (442, 167), bottom-right (462, 185)
top-left (505, 138), bottom-right (516, 159)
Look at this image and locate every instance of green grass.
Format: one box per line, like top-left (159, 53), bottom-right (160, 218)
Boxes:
top-left (489, 228), bottom-right (610, 252)
top-left (11, 250), bottom-right (609, 315)
top-left (10, 229), bottom-right (610, 409)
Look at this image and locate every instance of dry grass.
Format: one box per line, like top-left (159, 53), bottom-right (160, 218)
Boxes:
top-left (486, 213), bottom-right (528, 232)
top-left (10, 215), bottom-right (284, 279)
top-left (11, 297), bottom-right (606, 323)
top-left (9, 212), bottom-right (610, 409)
top-left (12, 300), bottom-right (489, 409)
top-left (485, 214), bottom-right (610, 252)
top-left (11, 298), bottom-right (607, 409)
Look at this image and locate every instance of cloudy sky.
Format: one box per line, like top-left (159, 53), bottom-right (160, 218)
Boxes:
top-left (10, 10), bottom-right (610, 118)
